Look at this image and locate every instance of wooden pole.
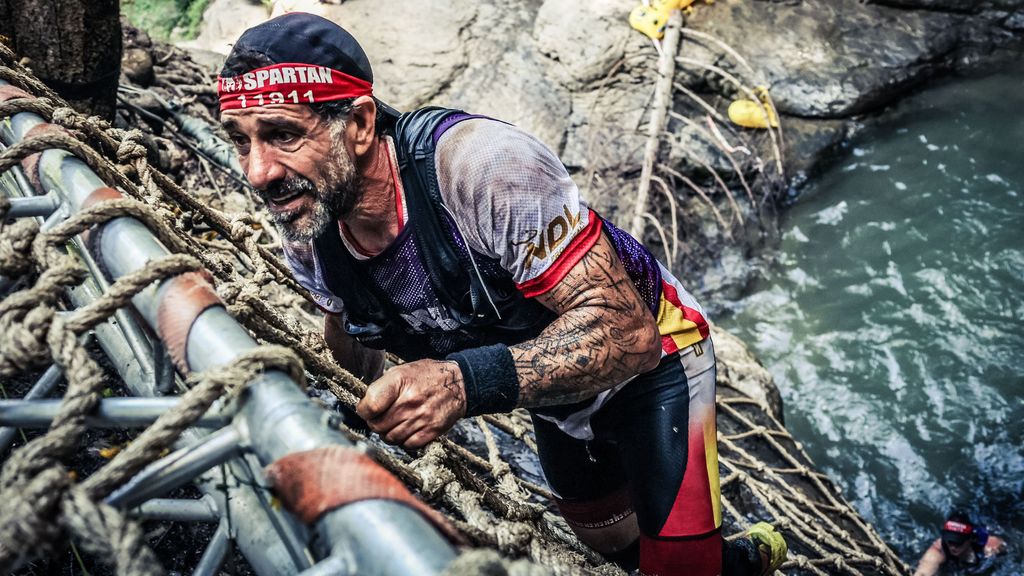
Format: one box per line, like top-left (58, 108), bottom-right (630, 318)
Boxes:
top-left (629, 10), bottom-right (682, 240)
top-left (1, 0), bottom-right (121, 120)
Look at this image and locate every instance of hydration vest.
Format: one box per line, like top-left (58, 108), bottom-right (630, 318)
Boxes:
top-left (312, 107), bottom-right (557, 360)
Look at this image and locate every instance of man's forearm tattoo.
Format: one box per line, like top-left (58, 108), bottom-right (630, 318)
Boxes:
top-left (511, 236), bottom-right (658, 407)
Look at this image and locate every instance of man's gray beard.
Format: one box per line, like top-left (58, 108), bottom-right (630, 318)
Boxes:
top-left (270, 149), bottom-right (362, 243)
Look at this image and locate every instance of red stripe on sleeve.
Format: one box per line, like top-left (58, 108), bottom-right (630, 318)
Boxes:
top-left (661, 334), bottom-right (680, 354)
top-left (516, 212), bottom-right (603, 298)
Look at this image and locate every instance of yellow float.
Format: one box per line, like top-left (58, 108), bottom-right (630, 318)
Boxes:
top-left (728, 86), bottom-right (779, 129)
top-left (629, 0), bottom-right (714, 41)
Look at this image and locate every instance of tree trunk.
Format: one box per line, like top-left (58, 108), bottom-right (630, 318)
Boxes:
top-left (1, 0), bottom-right (121, 120)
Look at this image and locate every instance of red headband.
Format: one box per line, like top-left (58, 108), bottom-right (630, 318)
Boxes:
top-left (943, 521), bottom-right (973, 535)
top-left (218, 62), bottom-right (373, 112)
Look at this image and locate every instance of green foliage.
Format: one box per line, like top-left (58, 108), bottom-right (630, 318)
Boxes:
top-left (122, 0), bottom-right (213, 41)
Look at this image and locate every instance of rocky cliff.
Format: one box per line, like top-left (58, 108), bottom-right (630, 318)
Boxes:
top-left (184, 0), bottom-right (1022, 295)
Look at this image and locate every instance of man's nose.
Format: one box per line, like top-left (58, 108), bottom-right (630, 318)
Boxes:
top-left (245, 142), bottom-right (286, 191)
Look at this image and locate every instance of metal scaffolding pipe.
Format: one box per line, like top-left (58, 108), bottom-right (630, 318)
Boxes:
top-left (5, 192), bottom-right (59, 217)
top-left (105, 425), bottom-right (243, 509)
top-left (0, 364), bottom-right (63, 452)
top-left (0, 398), bottom-right (229, 428)
top-left (193, 521), bottom-right (232, 576)
top-left (128, 495), bottom-right (220, 523)
top-left (0, 81), bottom-right (456, 574)
top-left (296, 554), bottom-right (352, 576)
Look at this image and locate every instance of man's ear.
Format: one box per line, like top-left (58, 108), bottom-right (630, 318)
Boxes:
top-left (347, 96), bottom-right (377, 158)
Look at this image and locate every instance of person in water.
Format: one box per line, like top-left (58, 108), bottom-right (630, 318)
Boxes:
top-left (913, 511), bottom-right (1006, 575)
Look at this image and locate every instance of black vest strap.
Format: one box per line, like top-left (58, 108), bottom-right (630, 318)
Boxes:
top-left (394, 107), bottom-right (478, 323)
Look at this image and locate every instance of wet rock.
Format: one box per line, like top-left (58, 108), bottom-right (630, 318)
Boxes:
top-left (318, 0), bottom-right (474, 114)
top-left (712, 325), bottom-right (785, 423)
top-left (561, 79), bottom-right (649, 171)
top-left (437, 0), bottom-right (571, 148)
top-left (871, 0), bottom-right (1024, 11)
top-left (685, 0), bottom-right (962, 118)
top-left (533, 0), bottom-right (636, 89)
top-left (122, 47), bottom-right (155, 86)
top-left (180, 0), bottom-right (1019, 192)
top-left (780, 117), bottom-right (849, 182)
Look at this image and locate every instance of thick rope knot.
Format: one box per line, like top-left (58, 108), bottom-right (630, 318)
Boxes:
top-left (116, 131), bottom-right (148, 164)
top-left (411, 443), bottom-right (458, 500)
top-left (0, 465), bottom-right (73, 572)
top-left (228, 216), bottom-right (254, 242)
top-left (224, 282), bottom-right (265, 321)
top-left (50, 106), bottom-right (86, 131)
top-left (254, 270), bottom-right (275, 286)
top-left (0, 304), bottom-right (57, 377)
top-left (0, 218), bottom-right (39, 277)
top-left (215, 281), bottom-right (242, 303)
top-left (202, 252), bottom-right (235, 278)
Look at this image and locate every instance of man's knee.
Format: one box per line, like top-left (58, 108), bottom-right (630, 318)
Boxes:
top-left (553, 486), bottom-right (639, 555)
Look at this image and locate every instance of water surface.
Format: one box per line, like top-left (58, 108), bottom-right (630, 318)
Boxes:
top-left (719, 68), bottom-right (1024, 572)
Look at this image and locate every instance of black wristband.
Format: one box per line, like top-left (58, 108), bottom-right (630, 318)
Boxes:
top-left (447, 344), bottom-right (519, 417)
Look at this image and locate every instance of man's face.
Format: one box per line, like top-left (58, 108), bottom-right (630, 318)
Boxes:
top-left (946, 538), bottom-right (971, 557)
top-left (222, 104), bottom-right (362, 242)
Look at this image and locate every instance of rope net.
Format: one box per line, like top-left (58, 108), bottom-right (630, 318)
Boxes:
top-left (0, 35), bottom-right (908, 576)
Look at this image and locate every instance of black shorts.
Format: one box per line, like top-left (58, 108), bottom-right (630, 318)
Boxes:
top-left (531, 339), bottom-right (720, 539)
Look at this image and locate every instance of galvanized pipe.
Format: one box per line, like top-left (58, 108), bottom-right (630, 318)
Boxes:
top-left (56, 195), bottom-right (314, 574)
top-left (69, 234), bottom-right (157, 381)
top-left (0, 364), bottom-right (62, 452)
top-left (0, 398), bottom-right (229, 428)
top-left (67, 277), bottom-right (156, 399)
top-left (296, 554), bottom-right (352, 576)
top-left (193, 521), bottom-right (232, 576)
top-left (105, 425), bottom-right (243, 509)
top-left (315, 501), bottom-right (457, 576)
top-left (128, 495), bottom-right (220, 523)
top-left (5, 192), bottom-right (59, 217)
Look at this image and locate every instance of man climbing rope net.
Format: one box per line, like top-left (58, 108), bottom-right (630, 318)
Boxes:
top-left (218, 12), bottom-right (786, 575)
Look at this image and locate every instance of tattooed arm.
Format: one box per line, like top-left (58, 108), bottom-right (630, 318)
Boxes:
top-left (512, 234), bottom-right (662, 407)
top-left (355, 234), bottom-right (660, 449)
